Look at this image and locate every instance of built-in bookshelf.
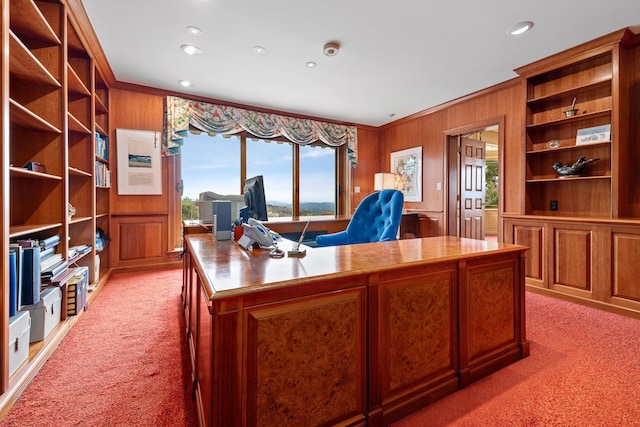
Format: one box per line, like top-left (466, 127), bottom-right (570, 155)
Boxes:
top-left (94, 69), bottom-right (111, 281)
top-left (517, 33), bottom-right (633, 219)
top-left (2, 0), bottom-right (111, 401)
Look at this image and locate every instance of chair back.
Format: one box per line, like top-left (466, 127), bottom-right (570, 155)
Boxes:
top-left (346, 189), bottom-right (404, 243)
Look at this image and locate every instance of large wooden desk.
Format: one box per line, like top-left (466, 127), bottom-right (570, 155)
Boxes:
top-left (182, 236), bottom-right (529, 426)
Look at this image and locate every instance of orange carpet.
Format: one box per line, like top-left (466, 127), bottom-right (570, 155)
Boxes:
top-left (1, 268), bottom-right (196, 426)
top-left (393, 292), bottom-right (640, 426)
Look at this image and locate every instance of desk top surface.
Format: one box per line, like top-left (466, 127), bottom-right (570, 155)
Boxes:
top-left (186, 235), bottom-right (527, 300)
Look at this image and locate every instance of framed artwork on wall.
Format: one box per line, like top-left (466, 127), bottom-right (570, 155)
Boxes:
top-left (390, 146), bottom-right (422, 202)
top-left (116, 128), bottom-right (162, 195)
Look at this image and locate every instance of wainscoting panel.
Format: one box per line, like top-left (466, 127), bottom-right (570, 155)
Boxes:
top-left (111, 215), bottom-right (168, 268)
top-left (552, 227), bottom-right (592, 293)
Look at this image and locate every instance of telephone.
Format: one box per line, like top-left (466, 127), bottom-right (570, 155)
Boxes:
top-left (238, 218), bottom-right (274, 249)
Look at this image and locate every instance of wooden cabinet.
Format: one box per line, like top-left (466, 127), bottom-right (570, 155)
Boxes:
top-left (503, 216), bottom-right (640, 317)
top-left (1, 0), bottom-right (111, 403)
top-left (516, 29), bottom-right (635, 219)
top-left (507, 28), bottom-right (640, 318)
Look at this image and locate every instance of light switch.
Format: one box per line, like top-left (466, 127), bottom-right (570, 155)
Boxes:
top-left (436, 182), bottom-right (442, 191)
top-left (354, 186), bottom-right (360, 193)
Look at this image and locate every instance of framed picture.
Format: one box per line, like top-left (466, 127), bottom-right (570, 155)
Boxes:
top-left (390, 146), bottom-right (422, 202)
top-left (576, 124), bottom-right (611, 145)
top-left (116, 129), bottom-right (162, 195)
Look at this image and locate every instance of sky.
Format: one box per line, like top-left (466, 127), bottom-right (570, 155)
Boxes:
top-left (180, 132), bottom-right (335, 204)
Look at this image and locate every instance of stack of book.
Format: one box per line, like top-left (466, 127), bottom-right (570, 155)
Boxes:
top-left (9, 234), bottom-right (92, 309)
top-left (39, 235), bottom-right (69, 284)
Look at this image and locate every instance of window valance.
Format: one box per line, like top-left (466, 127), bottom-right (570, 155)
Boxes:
top-left (163, 96), bottom-right (358, 167)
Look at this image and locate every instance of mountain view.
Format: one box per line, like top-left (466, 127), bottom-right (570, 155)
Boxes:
top-left (268, 202), bottom-right (335, 217)
top-left (181, 198), bottom-right (335, 221)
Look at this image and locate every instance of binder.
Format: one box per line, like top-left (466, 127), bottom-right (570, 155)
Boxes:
top-left (21, 247), bottom-right (41, 306)
top-left (9, 244), bottom-right (24, 312)
top-left (9, 251), bottom-right (17, 317)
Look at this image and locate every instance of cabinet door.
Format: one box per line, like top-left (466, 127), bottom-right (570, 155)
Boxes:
top-left (505, 220), bottom-right (546, 288)
top-left (245, 288), bottom-right (367, 427)
top-left (549, 224), bottom-right (597, 298)
top-left (609, 228), bottom-right (640, 311)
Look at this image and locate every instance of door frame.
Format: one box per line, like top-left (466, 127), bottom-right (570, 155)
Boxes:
top-left (443, 116), bottom-right (505, 240)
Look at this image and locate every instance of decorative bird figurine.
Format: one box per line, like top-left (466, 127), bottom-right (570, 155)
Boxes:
top-left (552, 156), bottom-right (599, 177)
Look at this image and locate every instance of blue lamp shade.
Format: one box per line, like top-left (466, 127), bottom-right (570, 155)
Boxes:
top-left (374, 173), bottom-right (395, 191)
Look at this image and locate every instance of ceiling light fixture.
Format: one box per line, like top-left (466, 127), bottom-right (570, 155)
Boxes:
top-left (181, 44), bottom-right (201, 55)
top-left (306, 61), bottom-right (317, 68)
top-left (507, 21), bottom-right (534, 36)
top-left (252, 46), bottom-right (266, 54)
top-left (186, 26), bottom-right (202, 35)
top-left (178, 80), bottom-right (193, 87)
top-left (323, 41), bottom-right (340, 56)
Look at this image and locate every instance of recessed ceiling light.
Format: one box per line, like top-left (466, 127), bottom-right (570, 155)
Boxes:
top-left (507, 21), bottom-right (534, 36)
top-left (181, 44), bottom-right (201, 55)
top-left (178, 80), bottom-right (193, 87)
top-left (306, 61), bottom-right (317, 68)
top-left (186, 26), bottom-right (202, 35)
top-left (252, 46), bottom-right (266, 54)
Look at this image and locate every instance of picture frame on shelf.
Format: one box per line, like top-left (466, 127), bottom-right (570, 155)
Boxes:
top-left (576, 124), bottom-right (611, 146)
top-left (390, 146), bottom-right (422, 202)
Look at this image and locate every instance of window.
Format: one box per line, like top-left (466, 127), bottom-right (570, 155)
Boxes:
top-left (180, 132), bottom-right (341, 221)
top-left (299, 143), bottom-right (336, 217)
top-left (246, 137), bottom-right (293, 218)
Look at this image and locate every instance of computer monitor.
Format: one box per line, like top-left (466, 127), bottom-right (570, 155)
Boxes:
top-left (240, 175), bottom-right (268, 222)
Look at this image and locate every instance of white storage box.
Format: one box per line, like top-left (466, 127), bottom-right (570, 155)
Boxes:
top-left (22, 287), bottom-right (62, 343)
top-left (9, 311), bottom-right (31, 376)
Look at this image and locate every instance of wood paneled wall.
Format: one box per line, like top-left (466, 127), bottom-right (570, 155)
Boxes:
top-left (372, 80), bottom-right (525, 229)
top-left (109, 88), bottom-right (179, 268)
top-left (109, 77), bottom-right (526, 268)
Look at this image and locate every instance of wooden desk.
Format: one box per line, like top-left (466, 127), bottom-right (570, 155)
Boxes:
top-left (183, 236), bottom-right (529, 426)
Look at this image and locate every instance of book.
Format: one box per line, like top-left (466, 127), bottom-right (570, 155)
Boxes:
top-left (40, 253), bottom-right (63, 272)
top-left (21, 247), bottom-right (41, 306)
top-left (69, 244), bottom-right (91, 254)
top-left (9, 244), bottom-right (24, 312)
top-left (42, 267), bottom-right (76, 287)
top-left (9, 251), bottom-right (17, 316)
top-left (41, 259), bottom-right (69, 279)
top-left (16, 239), bottom-right (38, 248)
top-left (576, 124), bottom-right (611, 145)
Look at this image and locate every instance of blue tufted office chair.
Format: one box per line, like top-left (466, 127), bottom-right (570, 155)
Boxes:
top-left (316, 189), bottom-right (404, 247)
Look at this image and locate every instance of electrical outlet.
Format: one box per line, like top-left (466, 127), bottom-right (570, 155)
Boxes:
top-left (550, 200), bottom-right (558, 211)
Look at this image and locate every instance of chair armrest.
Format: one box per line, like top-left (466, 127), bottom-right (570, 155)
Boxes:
top-left (315, 231), bottom-right (349, 247)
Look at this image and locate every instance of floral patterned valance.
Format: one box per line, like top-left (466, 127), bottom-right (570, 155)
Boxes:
top-left (163, 96), bottom-right (358, 167)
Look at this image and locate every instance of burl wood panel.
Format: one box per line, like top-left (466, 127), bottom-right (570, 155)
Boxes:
top-left (246, 290), bottom-right (365, 427)
top-left (466, 263), bottom-right (516, 360)
top-left (553, 228), bottom-right (592, 290)
top-left (612, 232), bottom-right (640, 301)
top-left (513, 224), bottom-right (544, 281)
top-left (383, 272), bottom-right (455, 392)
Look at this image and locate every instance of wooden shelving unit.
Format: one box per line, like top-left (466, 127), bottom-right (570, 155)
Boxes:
top-left (520, 47), bottom-right (622, 218)
top-left (504, 28), bottom-right (640, 318)
top-left (1, 0), bottom-right (111, 405)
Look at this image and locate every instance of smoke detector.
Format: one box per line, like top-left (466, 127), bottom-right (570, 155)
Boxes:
top-left (323, 42), bottom-right (340, 56)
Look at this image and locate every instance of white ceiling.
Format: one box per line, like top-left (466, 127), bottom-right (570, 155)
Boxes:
top-left (80, 0), bottom-right (640, 127)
